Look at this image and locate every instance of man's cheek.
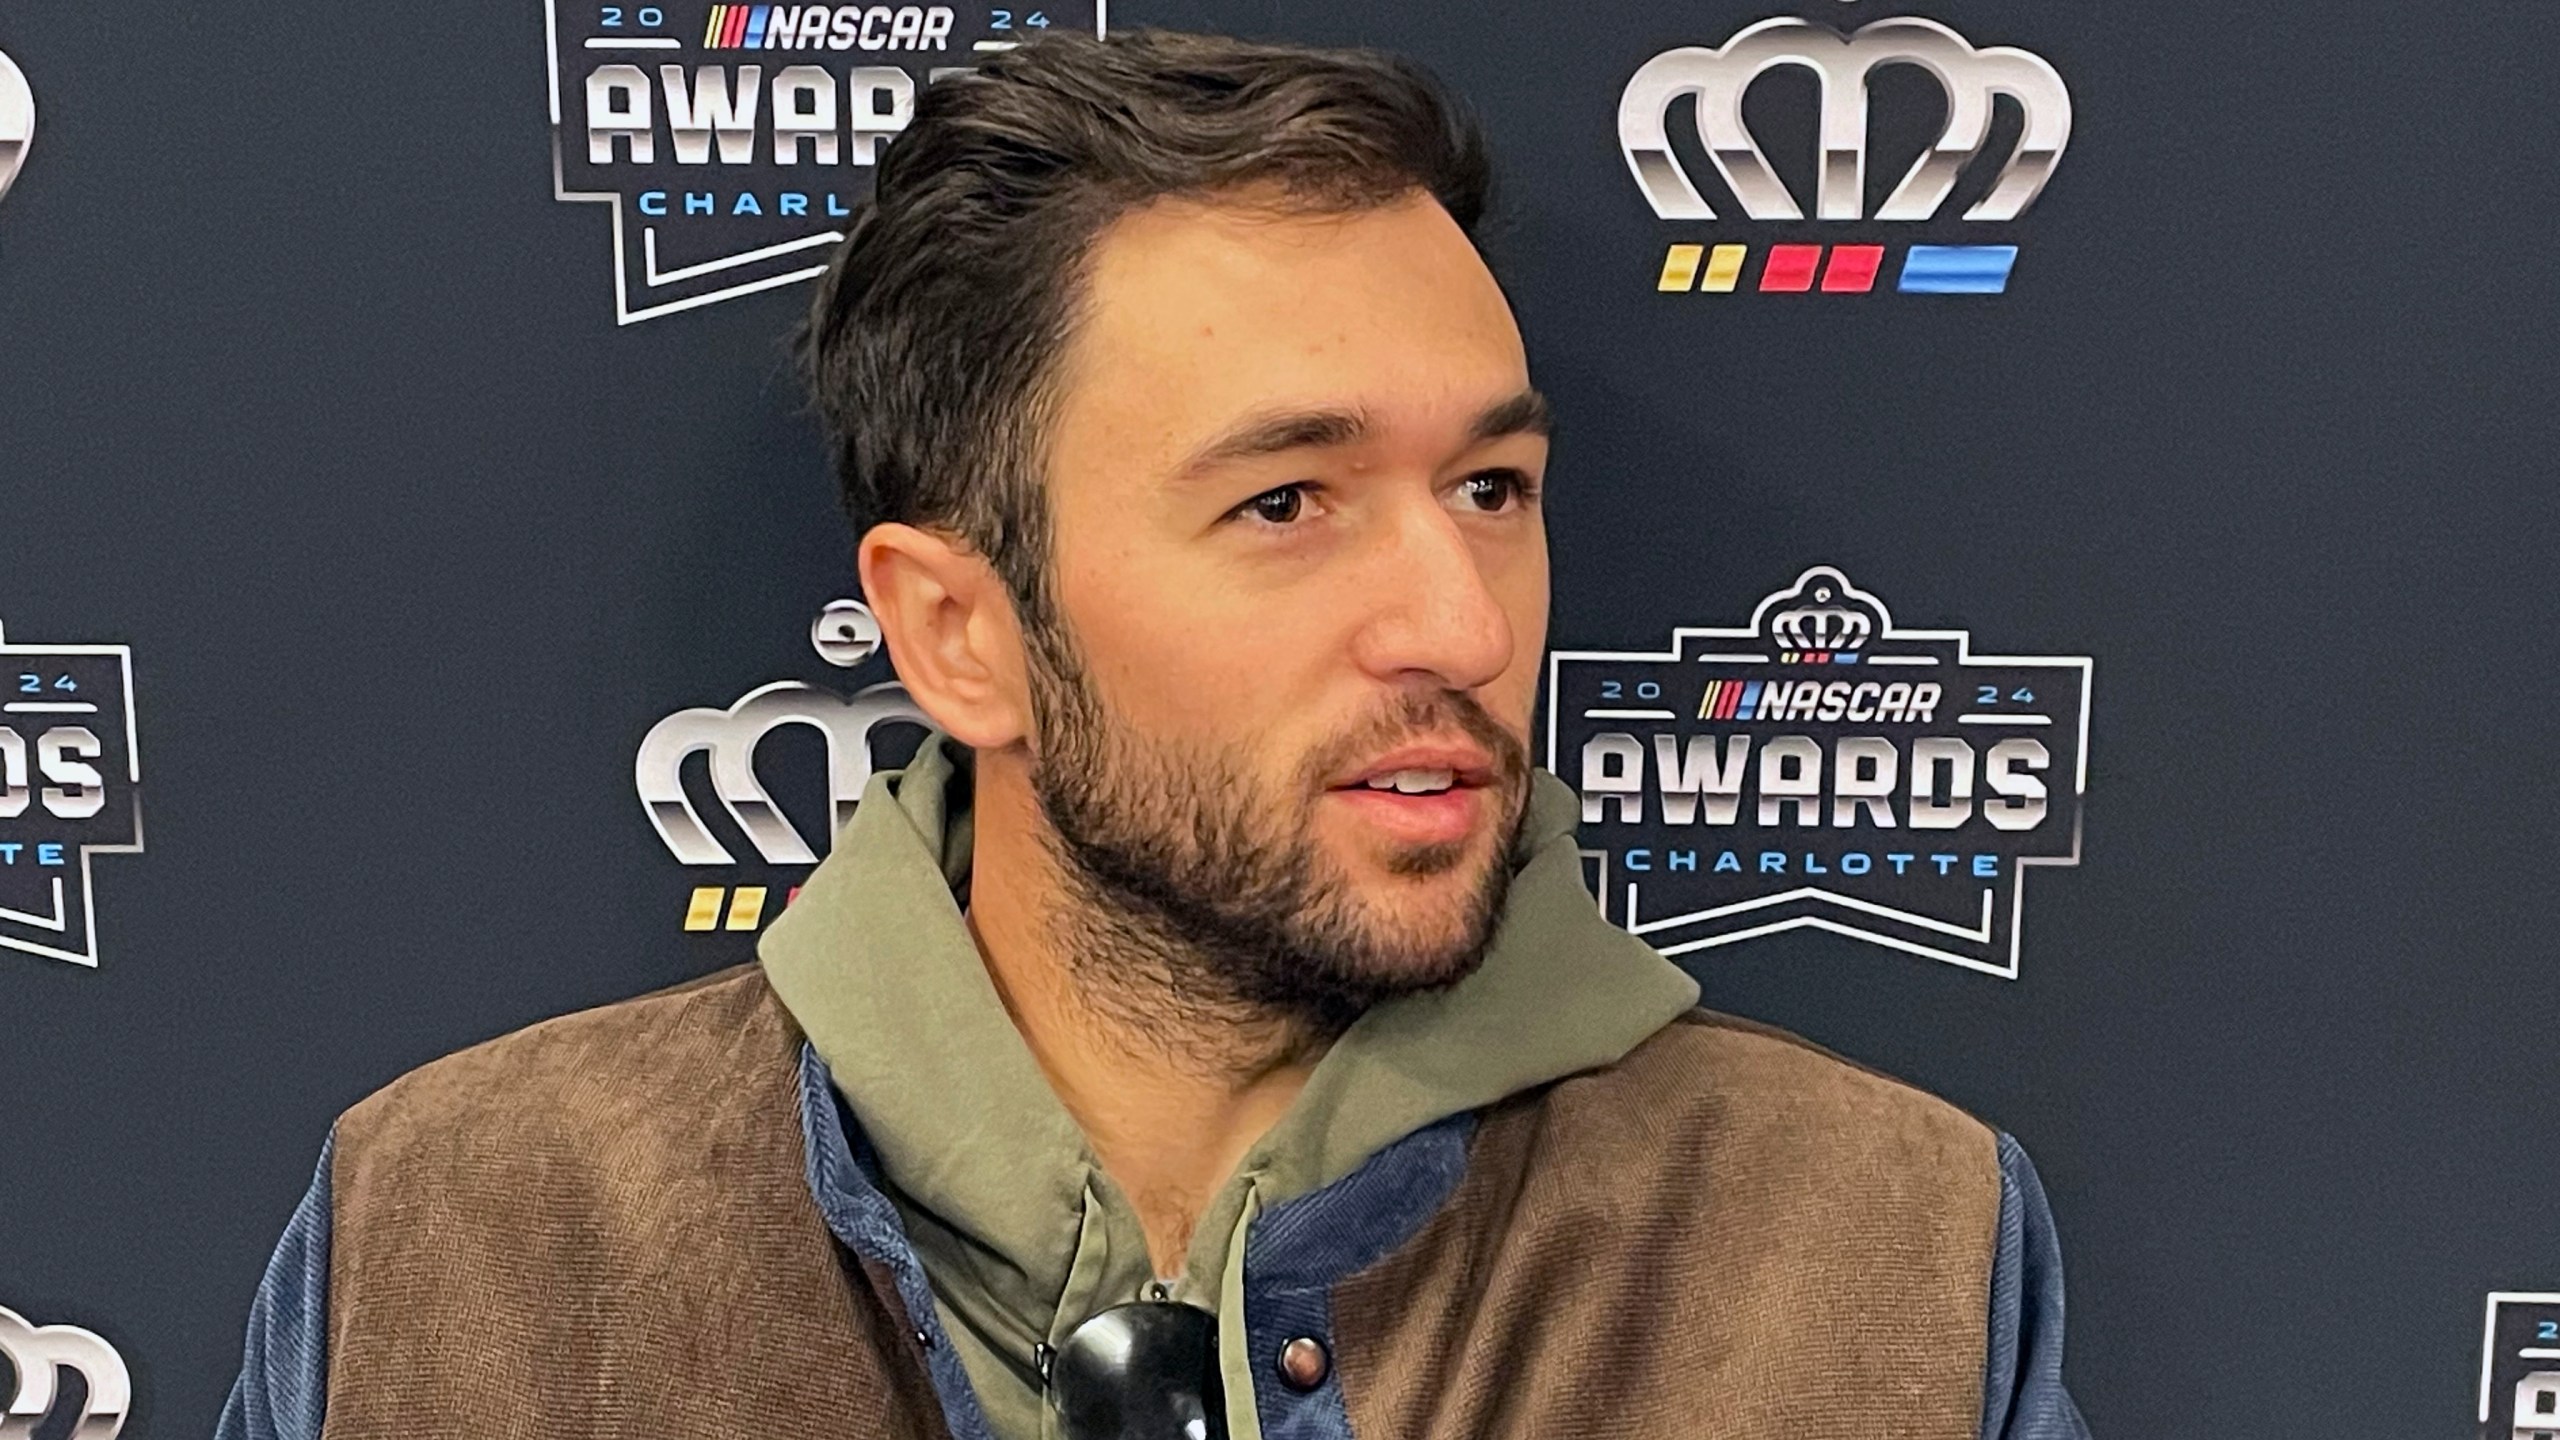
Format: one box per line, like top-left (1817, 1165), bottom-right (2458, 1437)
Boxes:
top-left (1487, 674), bottom-right (1540, 736)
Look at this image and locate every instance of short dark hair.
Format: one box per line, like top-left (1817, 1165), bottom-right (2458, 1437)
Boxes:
top-left (798, 27), bottom-right (1494, 623)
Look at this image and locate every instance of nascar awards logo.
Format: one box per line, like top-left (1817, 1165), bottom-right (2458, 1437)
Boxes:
top-left (0, 41), bottom-right (32, 207)
top-left (0, 1303), bottom-right (130, 1438)
top-left (1620, 12), bottom-right (2070, 296)
top-left (0, 623), bottom-right (142, 969)
top-left (546, 0), bottom-right (1104, 323)
top-left (636, 599), bottom-right (928, 931)
top-left (2482, 1294), bottom-right (2560, 1439)
top-left (1548, 568), bottom-right (2089, 978)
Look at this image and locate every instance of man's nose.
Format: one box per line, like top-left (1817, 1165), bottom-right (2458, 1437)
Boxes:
top-left (1346, 498), bottom-right (1515, 692)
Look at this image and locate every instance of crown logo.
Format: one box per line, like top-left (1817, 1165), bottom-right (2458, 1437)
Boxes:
top-left (1619, 16), bottom-right (2071, 224)
top-left (1, 1305), bottom-right (129, 1438)
top-left (1771, 598), bottom-right (1873, 653)
top-left (1755, 566), bottom-right (1890, 661)
top-left (635, 600), bottom-right (928, 867)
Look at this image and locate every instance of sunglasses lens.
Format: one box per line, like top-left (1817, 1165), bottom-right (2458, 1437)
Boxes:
top-left (1047, 1301), bottom-right (1226, 1440)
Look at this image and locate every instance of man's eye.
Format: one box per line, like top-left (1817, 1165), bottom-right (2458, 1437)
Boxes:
top-left (1462, 469), bottom-right (1538, 512)
top-left (1237, 485), bottom-right (1309, 525)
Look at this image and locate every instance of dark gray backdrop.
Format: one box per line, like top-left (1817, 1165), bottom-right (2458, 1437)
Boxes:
top-left (4, 0), bottom-right (2556, 1435)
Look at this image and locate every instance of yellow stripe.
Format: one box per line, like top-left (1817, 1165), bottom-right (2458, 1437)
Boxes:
top-left (703, 6), bottom-right (721, 45)
top-left (1702, 244), bottom-right (1747, 293)
top-left (1697, 680), bottom-right (1721, 720)
top-left (726, 886), bottom-right (769, 931)
top-left (684, 886), bottom-right (725, 931)
top-left (1657, 244), bottom-right (1704, 293)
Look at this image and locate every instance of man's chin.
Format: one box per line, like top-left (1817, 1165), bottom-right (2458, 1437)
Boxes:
top-left (1322, 865), bottom-right (1511, 987)
top-left (1340, 923), bottom-right (1498, 1001)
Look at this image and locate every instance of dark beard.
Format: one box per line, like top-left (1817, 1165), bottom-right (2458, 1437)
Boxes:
top-left (1020, 613), bottom-right (1531, 1047)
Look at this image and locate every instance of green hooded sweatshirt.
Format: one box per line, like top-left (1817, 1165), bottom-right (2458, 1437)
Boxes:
top-left (759, 731), bottom-right (1698, 1440)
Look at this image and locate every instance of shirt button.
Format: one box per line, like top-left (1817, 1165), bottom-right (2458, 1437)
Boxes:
top-left (1277, 1336), bottom-right (1331, 1392)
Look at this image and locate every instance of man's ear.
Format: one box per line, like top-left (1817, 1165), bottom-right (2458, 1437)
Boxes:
top-left (857, 522), bottom-right (1032, 751)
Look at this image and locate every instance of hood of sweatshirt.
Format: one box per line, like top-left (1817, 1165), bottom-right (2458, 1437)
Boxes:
top-left (760, 729), bottom-right (1698, 1439)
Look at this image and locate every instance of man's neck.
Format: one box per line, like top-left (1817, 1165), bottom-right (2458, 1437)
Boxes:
top-left (963, 754), bottom-right (1333, 1276)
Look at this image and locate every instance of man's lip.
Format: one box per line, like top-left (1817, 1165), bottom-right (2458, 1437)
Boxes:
top-left (1328, 745), bottom-right (1500, 789)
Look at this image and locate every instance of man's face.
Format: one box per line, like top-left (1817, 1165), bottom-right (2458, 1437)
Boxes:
top-left (1024, 187), bottom-right (1550, 1020)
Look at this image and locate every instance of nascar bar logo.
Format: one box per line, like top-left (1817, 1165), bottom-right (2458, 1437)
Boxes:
top-left (1619, 15), bottom-right (2070, 296)
top-left (1548, 568), bottom-right (2089, 978)
top-left (2481, 1293), bottom-right (2560, 1439)
top-left (546, 0), bottom-right (1103, 324)
top-left (635, 600), bottom-right (928, 932)
top-left (699, 5), bottom-right (955, 48)
top-left (0, 1303), bottom-right (130, 1438)
top-left (0, 622), bottom-right (142, 969)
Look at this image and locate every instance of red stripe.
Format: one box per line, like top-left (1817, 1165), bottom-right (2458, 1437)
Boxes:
top-left (723, 6), bottom-right (748, 46)
top-left (1820, 244), bottom-right (1885, 293)
top-left (1759, 244), bottom-right (1821, 292)
top-left (1720, 683), bottom-right (1741, 720)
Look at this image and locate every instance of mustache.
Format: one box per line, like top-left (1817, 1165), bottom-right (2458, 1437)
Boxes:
top-left (1302, 690), bottom-right (1530, 792)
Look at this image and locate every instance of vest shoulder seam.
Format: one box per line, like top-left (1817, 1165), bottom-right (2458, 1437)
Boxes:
top-left (1656, 1006), bottom-right (2001, 1143)
top-left (334, 962), bottom-right (787, 1137)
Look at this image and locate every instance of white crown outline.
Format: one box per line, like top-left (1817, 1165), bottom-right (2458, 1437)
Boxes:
top-left (635, 677), bottom-right (930, 867)
top-left (1760, 569), bottom-right (1888, 653)
top-left (1618, 15), bottom-right (2071, 224)
top-left (1, 1303), bottom-right (131, 1438)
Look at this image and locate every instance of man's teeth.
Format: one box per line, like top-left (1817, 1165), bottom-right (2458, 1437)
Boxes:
top-left (1363, 768), bottom-right (1456, 794)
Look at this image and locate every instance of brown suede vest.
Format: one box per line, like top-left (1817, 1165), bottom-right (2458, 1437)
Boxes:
top-left (320, 964), bottom-right (1999, 1439)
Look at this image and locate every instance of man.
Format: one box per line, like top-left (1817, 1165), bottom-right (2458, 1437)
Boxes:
top-left (219, 27), bottom-right (2088, 1440)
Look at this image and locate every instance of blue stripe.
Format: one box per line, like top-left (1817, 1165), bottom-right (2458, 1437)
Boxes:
top-left (745, 4), bottom-right (770, 47)
top-left (1899, 245), bottom-right (2019, 295)
top-left (1738, 680), bottom-right (1763, 720)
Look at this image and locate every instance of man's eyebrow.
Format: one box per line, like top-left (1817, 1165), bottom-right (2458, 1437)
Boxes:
top-left (1471, 388), bottom-right (1553, 444)
top-left (1171, 407), bottom-right (1371, 483)
top-left (1168, 388), bottom-right (1551, 486)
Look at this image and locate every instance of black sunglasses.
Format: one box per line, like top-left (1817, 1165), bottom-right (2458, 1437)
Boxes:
top-left (1036, 1299), bottom-right (1228, 1440)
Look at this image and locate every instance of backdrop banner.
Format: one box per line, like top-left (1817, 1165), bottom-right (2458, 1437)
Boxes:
top-left (4, 1), bottom-right (2556, 1435)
